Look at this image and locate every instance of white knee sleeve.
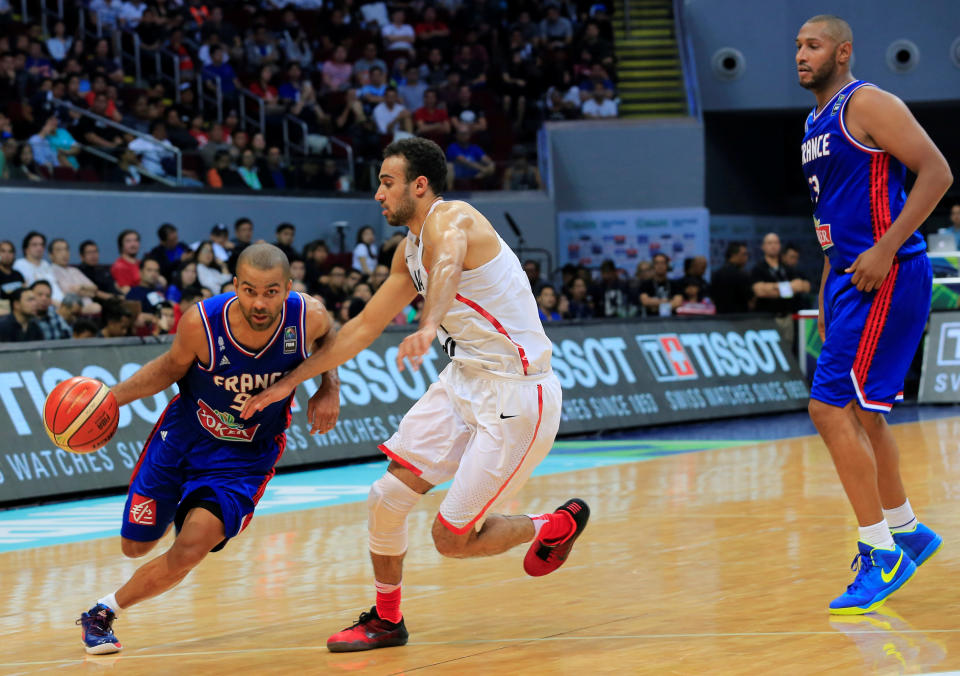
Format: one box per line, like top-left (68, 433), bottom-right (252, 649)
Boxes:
top-left (368, 472), bottom-right (422, 556)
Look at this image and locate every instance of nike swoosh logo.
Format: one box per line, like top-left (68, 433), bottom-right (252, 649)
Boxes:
top-left (499, 413), bottom-right (517, 419)
top-left (880, 551), bottom-right (903, 583)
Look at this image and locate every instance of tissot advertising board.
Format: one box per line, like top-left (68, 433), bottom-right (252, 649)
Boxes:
top-left (0, 318), bottom-right (807, 504)
top-left (919, 311), bottom-right (960, 403)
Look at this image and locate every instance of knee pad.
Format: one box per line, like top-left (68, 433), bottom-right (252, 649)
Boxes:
top-left (368, 472), bottom-right (422, 556)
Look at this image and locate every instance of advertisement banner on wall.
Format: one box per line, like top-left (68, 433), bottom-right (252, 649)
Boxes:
top-left (919, 311), bottom-right (960, 403)
top-left (0, 317), bottom-right (807, 505)
top-left (557, 207), bottom-right (710, 276)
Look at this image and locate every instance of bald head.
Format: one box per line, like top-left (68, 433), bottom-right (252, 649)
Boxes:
top-left (236, 242), bottom-right (290, 278)
top-left (804, 14), bottom-right (852, 46)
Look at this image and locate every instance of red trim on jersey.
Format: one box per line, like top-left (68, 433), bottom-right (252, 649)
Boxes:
top-left (838, 83), bottom-right (884, 154)
top-left (296, 292), bottom-right (308, 359)
top-left (454, 293), bottom-right (530, 375)
top-left (439, 384), bottom-right (544, 535)
top-left (129, 394), bottom-right (179, 485)
top-left (378, 443), bottom-right (424, 476)
top-left (851, 261), bottom-right (899, 392)
top-left (197, 302), bottom-right (215, 371)
top-left (222, 297), bottom-right (287, 358)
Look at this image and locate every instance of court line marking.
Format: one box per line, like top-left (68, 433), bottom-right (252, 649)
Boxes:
top-left (6, 629), bottom-right (960, 668)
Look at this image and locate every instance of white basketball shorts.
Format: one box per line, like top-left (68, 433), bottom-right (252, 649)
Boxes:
top-left (378, 362), bottom-right (562, 534)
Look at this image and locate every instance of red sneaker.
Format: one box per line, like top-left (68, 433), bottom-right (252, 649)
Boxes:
top-left (327, 606), bottom-right (409, 653)
top-left (523, 498), bottom-right (590, 577)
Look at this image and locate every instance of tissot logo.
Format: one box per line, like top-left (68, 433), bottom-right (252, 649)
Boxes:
top-left (635, 334), bottom-right (698, 382)
top-left (936, 322), bottom-right (960, 366)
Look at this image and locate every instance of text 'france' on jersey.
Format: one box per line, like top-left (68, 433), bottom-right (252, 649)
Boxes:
top-left (800, 80), bottom-right (924, 270)
top-left (172, 291), bottom-right (309, 443)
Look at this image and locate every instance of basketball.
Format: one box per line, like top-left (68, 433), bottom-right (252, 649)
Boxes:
top-left (43, 376), bottom-right (120, 454)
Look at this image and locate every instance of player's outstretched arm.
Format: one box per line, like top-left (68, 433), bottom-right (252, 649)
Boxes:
top-left (844, 88), bottom-right (953, 291)
top-left (239, 248), bottom-right (418, 419)
top-left (111, 306), bottom-right (205, 407)
top-left (396, 213), bottom-right (467, 372)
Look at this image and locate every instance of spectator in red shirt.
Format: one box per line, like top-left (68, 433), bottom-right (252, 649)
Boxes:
top-left (83, 73), bottom-right (122, 121)
top-left (110, 229), bottom-right (142, 293)
top-left (414, 88), bottom-right (450, 144)
top-left (249, 64), bottom-right (286, 121)
top-left (415, 6), bottom-right (451, 53)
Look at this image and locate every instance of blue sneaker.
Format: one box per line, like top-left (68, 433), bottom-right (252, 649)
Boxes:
top-left (77, 604), bottom-right (122, 655)
top-left (829, 542), bottom-right (917, 615)
top-left (893, 522), bottom-right (943, 567)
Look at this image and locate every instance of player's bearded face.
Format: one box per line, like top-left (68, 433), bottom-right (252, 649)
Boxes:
top-left (385, 183), bottom-right (417, 226)
top-left (798, 45), bottom-right (838, 90)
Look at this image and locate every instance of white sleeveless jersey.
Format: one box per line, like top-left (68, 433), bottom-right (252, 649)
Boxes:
top-left (404, 204), bottom-right (552, 377)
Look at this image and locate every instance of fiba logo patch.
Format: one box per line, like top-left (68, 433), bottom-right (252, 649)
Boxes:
top-left (129, 494), bottom-right (156, 526)
top-left (283, 326), bottom-right (297, 354)
top-left (635, 334), bottom-right (698, 382)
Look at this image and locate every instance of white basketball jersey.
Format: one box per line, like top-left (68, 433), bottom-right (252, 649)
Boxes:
top-left (404, 202), bottom-right (552, 377)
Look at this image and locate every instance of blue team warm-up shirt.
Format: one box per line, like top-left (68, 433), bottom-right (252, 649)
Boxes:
top-left (801, 80), bottom-right (931, 412)
top-left (122, 292), bottom-right (310, 545)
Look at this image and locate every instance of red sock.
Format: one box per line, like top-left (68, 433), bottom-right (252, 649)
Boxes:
top-left (375, 581), bottom-right (402, 624)
top-left (538, 511), bottom-right (575, 543)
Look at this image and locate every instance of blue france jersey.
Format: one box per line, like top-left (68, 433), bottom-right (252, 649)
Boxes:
top-left (171, 292), bottom-right (309, 444)
top-left (800, 80), bottom-right (924, 270)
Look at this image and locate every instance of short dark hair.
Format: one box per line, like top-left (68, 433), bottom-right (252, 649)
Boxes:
top-left (725, 241), bottom-right (747, 260)
top-left (276, 222), bottom-right (295, 235)
top-left (8, 287), bottom-right (27, 307)
top-left (652, 252), bottom-right (669, 264)
top-left (79, 239), bottom-right (98, 255)
top-left (72, 318), bottom-right (99, 337)
top-left (158, 223), bottom-right (177, 242)
top-left (783, 242), bottom-right (800, 254)
top-left (30, 279), bottom-right (52, 292)
top-left (102, 299), bottom-right (131, 325)
top-left (117, 229), bottom-right (139, 252)
top-left (140, 257), bottom-right (160, 270)
top-left (234, 217), bottom-right (252, 231)
top-left (47, 237), bottom-right (67, 254)
top-left (0, 239), bottom-right (14, 251)
top-left (180, 289), bottom-right (203, 305)
top-left (383, 137), bottom-right (447, 196)
top-left (22, 230), bottom-right (45, 254)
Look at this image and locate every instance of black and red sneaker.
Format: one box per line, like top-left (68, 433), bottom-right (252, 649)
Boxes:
top-left (523, 498), bottom-right (590, 577)
top-left (327, 606), bottom-right (409, 653)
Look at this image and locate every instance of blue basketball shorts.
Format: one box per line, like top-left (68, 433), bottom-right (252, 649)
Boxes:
top-left (812, 254), bottom-right (931, 412)
top-left (121, 406), bottom-right (285, 550)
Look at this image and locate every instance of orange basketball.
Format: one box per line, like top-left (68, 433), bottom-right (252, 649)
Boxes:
top-left (43, 376), bottom-right (120, 454)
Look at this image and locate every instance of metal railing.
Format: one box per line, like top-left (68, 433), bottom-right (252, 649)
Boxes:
top-left (672, 0), bottom-right (702, 120)
top-left (115, 29), bottom-right (142, 86)
top-left (39, 0), bottom-right (64, 37)
top-left (197, 70), bottom-right (223, 123)
top-left (282, 114), bottom-right (308, 158)
top-left (154, 47), bottom-right (182, 102)
top-left (281, 115), bottom-right (356, 182)
top-left (238, 87), bottom-right (265, 134)
top-left (52, 98), bottom-right (182, 186)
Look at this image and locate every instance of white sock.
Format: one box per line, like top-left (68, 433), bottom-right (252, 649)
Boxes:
top-left (526, 514), bottom-right (548, 537)
top-left (858, 520), bottom-right (895, 549)
top-left (883, 499), bottom-right (917, 532)
top-left (97, 593), bottom-right (122, 616)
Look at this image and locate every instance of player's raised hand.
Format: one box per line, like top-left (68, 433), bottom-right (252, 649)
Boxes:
top-left (845, 244), bottom-right (894, 292)
top-left (307, 386), bottom-right (340, 434)
top-left (396, 327), bottom-right (434, 372)
top-left (239, 380), bottom-right (295, 419)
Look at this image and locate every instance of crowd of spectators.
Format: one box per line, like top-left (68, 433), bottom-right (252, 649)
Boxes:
top-left (0, 218), bottom-right (421, 342)
top-left (530, 232), bottom-right (812, 324)
top-left (0, 223), bottom-right (813, 344)
top-left (0, 0), bottom-right (616, 192)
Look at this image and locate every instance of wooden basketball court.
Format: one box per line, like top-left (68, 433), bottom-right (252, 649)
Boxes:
top-left (2, 414), bottom-right (959, 674)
